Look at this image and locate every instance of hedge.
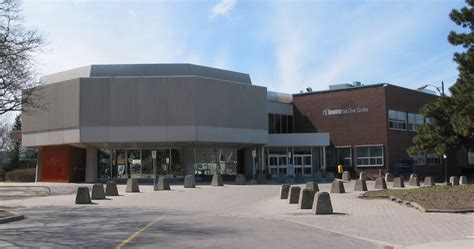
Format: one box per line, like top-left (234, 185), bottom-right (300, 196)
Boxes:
top-left (5, 168), bottom-right (36, 182)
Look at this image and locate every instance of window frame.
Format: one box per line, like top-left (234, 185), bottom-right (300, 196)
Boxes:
top-left (355, 145), bottom-right (384, 167)
top-left (335, 146), bottom-right (352, 167)
top-left (388, 110), bottom-right (407, 131)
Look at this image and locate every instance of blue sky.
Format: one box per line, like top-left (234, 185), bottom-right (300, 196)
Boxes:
top-left (22, 0), bottom-right (466, 94)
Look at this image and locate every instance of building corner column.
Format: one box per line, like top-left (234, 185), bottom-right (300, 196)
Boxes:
top-left (35, 148), bottom-right (42, 182)
top-left (85, 146), bottom-right (98, 183)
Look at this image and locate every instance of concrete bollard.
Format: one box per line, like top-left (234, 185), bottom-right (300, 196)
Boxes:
top-left (305, 182), bottom-right (319, 192)
top-left (75, 187), bottom-right (92, 204)
top-left (126, 178), bottom-right (140, 192)
top-left (288, 186), bottom-right (301, 204)
top-left (385, 173), bottom-right (394, 182)
top-left (342, 171), bottom-right (351, 181)
top-left (313, 172), bottom-right (322, 182)
top-left (298, 189), bottom-right (314, 209)
top-left (280, 184), bottom-right (291, 199)
top-left (257, 174), bottom-right (267, 184)
top-left (325, 172), bottom-right (335, 182)
top-left (277, 173), bottom-right (287, 183)
top-left (393, 177), bottom-right (405, 188)
top-left (460, 176), bottom-right (468, 185)
top-left (409, 174), bottom-right (420, 186)
top-left (105, 181), bottom-right (119, 196)
top-left (354, 179), bottom-right (368, 191)
top-left (330, 180), bottom-right (345, 193)
top-left (423, 176), bottom-right (435, 187)
top-left (294, 173), bottom-right (305, 183)
top-left (184, 175), bottom-right (196, 188)
top-left (235, 174), bottom-right (247, 185)
top-left (450, 176), bottom-right (459, 186)
top-left (155, 176), bottom-right (171, 190)
top-left (211, 174), bottom-right (224, 186)
top-left (359, 172), bottom-right (367, 180)
top-left (91, 183), bottom-right (106, 200)
top-left (374, 177), bottom-right (387, 190)
top-left (312, 192), bottom-right (333, 215)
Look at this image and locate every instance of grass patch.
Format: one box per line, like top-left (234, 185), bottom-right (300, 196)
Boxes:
top-left (361, 185), bottom-right (474, 210)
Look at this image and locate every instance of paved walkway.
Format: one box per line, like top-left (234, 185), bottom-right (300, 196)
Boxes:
top-left (0, 181), bottom-right (473, 248)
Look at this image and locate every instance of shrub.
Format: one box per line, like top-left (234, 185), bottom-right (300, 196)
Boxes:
top-left (5, 168), bottom-right (36, 182)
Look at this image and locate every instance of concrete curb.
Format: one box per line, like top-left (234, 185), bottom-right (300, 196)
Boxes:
top-left (0, 212), bottom-right (25, 224)
top-left (387, 196), bottom-right (474, 213)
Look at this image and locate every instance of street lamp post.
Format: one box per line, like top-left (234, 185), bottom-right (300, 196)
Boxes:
top-left (418, 81), bottom-right (448, 184)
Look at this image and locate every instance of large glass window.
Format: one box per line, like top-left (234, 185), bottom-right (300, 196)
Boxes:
top-left (268, 114), bottom-right (294, 134)
top-left (127, 149), bottom-right (141, 178)
top-left (410, 154), bottom-right (426, 166)
top-left (469, 151), bottom-right (474, 165)
top-left (426, 154), bottom-right (441, 165)
top-left (141, 150), bottom-right (153, 178)
top-left (356, 146), bottom-right (384, 167)
top-left (408, 113), bottom-right (425, 131)
top-left (112, 149), bottom-right (127, 178)
top-left (389, 110), bottom-right (407, 130)
top-left (336, 147), bottom-right (352, 167)
top-left (98, 149), bottom-right (111, 179)
top-left (195, 148), bottom-right (237, 176)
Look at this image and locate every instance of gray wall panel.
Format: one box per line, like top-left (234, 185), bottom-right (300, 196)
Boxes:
top-left (80, 78), bottom-right (111, 126)
top-left (22, 79), bottom-right (80, 133)
top-left (138, 78), bottom-right (168, 126)
top-left (110, 78), bottom-right (139, 126)
top-left (166, 78), bottom-right (197, 125)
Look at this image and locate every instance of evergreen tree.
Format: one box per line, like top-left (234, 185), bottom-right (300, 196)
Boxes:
top-left (409, 1), bottom-right (474, 156)
top-left (7, 114), bottom-right (21, 170)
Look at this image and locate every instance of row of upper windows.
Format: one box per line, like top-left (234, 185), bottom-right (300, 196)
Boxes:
top-left (332, 146), bottom-right (384, 167)
top-left (268, 114), bottom-right (294, 134)
top-left (388, 110), bottom-right (434, 131)
top-left (410, 154), bottom-right (441, 166)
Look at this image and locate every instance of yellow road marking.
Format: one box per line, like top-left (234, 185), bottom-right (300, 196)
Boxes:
top-left (115, 216), bottom-right (164, 249)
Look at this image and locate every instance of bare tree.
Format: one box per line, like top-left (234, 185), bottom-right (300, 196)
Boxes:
top-left (0, 0), bottom-right (44, 115)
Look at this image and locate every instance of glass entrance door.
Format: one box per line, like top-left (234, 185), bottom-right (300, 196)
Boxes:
top-left (294, 154), bottom-right (312, 176)
top-left (269, 154), bottom-right (288, 176)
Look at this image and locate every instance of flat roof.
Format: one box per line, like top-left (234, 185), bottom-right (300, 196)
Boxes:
top-left (40, 63), bottom-right (252, 85)
top-left (293, 83), bottom-right (439, 97)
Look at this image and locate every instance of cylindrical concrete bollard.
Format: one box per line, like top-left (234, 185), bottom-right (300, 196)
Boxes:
top-left (393, 177), bottom-right (405, 188)
top-left (354, 179), bottom-right (367, 191)
top-left (312, 192), bottom-right (333, 215)
top-left (126, 178), bottom-right (140, 193)
top-left (374, 177), bottom-right (387, 190)
top-left (105, 181), bottom-right (119, 196)
top-left (385, 173), bottom-right (394, 182)
top-left (280, 184), bottom-right (291, 199)
top-left (184, 175), bottom-right (196, 188)
top-left (342, 171), bottom-right (351, 181)
top-left (330, 180), bottom-right (345, 193)
top-left (409, 174), bottom-right (420, 186)
top-left (211, 174), bottom-right (224, 186)
top-left (450, 176), bottom-right (459, 186)
top-left (359, 172), bottom-right (367, 181)
top-left (235, 174), bottom-right (247, 185)
top-left (298, 189), bottom-right (314, 209)
top-left (423, 176), bottom-right (435, 187)
top-left (91, 183), bottom-right (106, 200)
top-left (305, 182), bottom-right (319, 192)
top-left (288, 186), bottom-right (301, 204)
top-left (459, 176), bottom-right (468, 185)
top-left (75, 187), bottom-right (92, 204)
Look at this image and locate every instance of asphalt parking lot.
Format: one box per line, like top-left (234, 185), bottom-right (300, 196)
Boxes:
top-left (0, 181), bottom-right (473, 248)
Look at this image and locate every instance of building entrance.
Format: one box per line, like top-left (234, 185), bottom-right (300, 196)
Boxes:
top-left (293, 154), bottom-right (312, 176)
top-left (269, 154), bottom-right (288, 176)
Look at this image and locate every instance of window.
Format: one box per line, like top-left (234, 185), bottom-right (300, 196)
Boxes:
top-left (426, 154), bottom-right (441, 165)
top-left (336, 147), bottom-right (352, 167)
top-left (356, 146), bottom-right (384, 167)
top-left (389, 110), bottom-right (407, 130)
top-left (410, 154), bottom-right (426, 166)
top-left (469, 151), bottom-right (474, 165)
top-left (425, 117), bottom-right (435, 124)
top-left (268, 114), bottom-right (294, 134)
top-left (408, 113), bottom-right (425, 131)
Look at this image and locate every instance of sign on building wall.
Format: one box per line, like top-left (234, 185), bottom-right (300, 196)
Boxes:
top-left (322, 107), bottom-right (368, 116)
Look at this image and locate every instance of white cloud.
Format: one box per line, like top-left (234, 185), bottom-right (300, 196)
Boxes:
top-left (209, 0), bottom-right (236, 19)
